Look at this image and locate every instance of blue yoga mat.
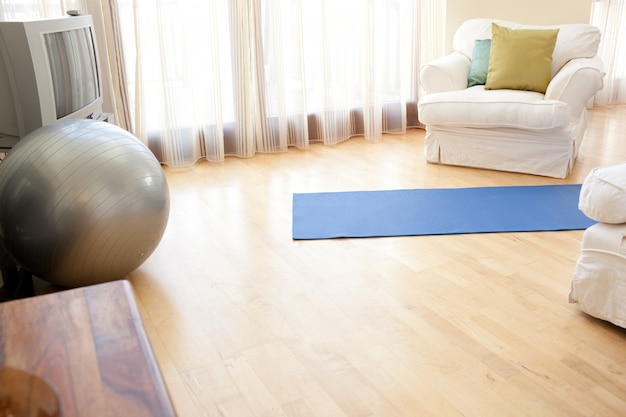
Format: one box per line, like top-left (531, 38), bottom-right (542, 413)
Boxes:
top-left (292, 184), bottom-right (596, 240)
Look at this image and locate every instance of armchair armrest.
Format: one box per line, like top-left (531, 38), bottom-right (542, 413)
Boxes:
top-left (419, 52), bottom-right (471, 96)
top-left (545, 56), bottom-right (604, 117)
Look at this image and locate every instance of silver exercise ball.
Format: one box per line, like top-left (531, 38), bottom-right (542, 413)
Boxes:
top-left (0, 119), bottom-right (170, 287)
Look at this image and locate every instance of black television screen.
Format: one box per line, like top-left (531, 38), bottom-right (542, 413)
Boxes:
top-left (44, 27), bottom-right (100, 119)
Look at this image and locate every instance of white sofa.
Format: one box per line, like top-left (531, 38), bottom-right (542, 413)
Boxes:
top-left (417, 19), bottom-right (604, 178)
top-left (570, 162), bottom-right (626, 328)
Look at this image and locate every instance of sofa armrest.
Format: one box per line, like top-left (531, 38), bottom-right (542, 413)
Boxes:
top-left (419, 52), bottom-right (471, 96)
top-left (545, 56), bottom-right (604, 118)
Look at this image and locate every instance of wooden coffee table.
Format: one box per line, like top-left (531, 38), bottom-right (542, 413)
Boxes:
top-left (0, 280), bottom-right (177, 417)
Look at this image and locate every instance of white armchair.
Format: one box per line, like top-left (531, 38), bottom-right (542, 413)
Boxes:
top-left (417, 19), bottom-right (604, 178)
top-left (570, 162), bottom-right (626, 328)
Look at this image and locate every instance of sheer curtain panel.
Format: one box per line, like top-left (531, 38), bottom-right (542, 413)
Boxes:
top-left (118, 0), bottom-right (427, 167)
top-left (0, 0), bottom-right (83, 18)
top-left (84, 0), bottom-right (133, 131)
top-left (591, 0), bottom-right (626, 105)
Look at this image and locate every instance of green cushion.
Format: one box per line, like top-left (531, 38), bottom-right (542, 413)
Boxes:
top-left (467, 39), bottom-right (491, 87)
top-left (485, 23), bottom-right (559, 94)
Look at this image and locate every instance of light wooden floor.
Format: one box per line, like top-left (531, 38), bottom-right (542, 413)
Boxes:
top-left (131, 105), bottom-right (626, 417)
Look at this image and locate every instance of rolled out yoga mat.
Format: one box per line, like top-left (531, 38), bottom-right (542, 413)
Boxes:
top-left (292, 184), bottom-right (596, 240)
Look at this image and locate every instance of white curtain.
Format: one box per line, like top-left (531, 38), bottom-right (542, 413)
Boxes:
top-left (117, 0), bottom-right (444, 167)
top-left (591, 0), bottom-right (626, 105)
top-left (84, 0), bottom-right (133, 131)
top-left (0, 0), bottom-right (82, 18)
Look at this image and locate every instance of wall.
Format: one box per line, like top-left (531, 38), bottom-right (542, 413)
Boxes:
top-left (445, 0), bottom-right (593, 51)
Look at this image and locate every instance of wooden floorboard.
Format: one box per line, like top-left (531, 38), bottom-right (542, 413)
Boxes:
top-left (132, 105), bottom-right (626, 417)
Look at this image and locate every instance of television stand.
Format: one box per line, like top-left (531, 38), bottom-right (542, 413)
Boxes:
top-left (95, 112), bottom-right (114, 124)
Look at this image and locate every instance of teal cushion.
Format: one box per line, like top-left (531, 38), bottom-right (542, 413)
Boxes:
top-left (467, 39), bottom-right (491, 87)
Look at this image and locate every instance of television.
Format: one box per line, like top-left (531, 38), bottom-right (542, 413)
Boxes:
top-left (0, 15), bottom-right (104, 147)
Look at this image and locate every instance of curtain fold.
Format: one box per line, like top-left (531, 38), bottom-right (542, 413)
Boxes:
top-left (118, 0), bottom-right (430, 167)
top-left (83, 0), bottom-right (132, 130)
top-left (591, 0), bottom-right (626, 105)
top-left (416, 0), bottom-right (446, 100)
top-left (85, 0), bottom-right (132, 131)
